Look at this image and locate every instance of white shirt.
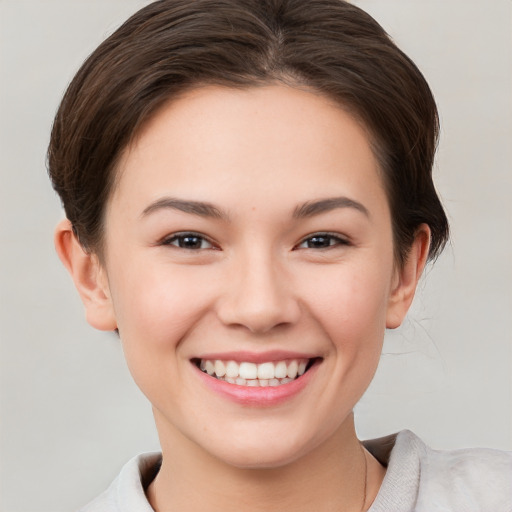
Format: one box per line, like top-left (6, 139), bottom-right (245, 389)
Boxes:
top-left (78, 430), bottom-right (512, 511)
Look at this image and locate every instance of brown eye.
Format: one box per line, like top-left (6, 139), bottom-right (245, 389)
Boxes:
top-left (297, 233), bottom-right (349, 249)
top-left (163, 233), bottom-right (214, 250)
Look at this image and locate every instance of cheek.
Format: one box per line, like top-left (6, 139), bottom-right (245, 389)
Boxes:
top-left (107, 260), bottom-right (216, 365)
top-left (108, 266), bottom-right (218, 409)
top-left (302, 261), bottom-right (392, 345)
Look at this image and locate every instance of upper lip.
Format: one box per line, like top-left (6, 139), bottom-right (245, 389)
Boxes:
top-left (193, 350), bottom-right (321, 364)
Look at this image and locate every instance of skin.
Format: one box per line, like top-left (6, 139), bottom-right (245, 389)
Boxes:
top-left (55, 85), bottom-right (430, 511)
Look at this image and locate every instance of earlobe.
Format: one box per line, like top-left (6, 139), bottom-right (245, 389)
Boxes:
top-left (54, 219), bottom-right (117, 331)
top-left (386, 224), bottom-right (431, 329)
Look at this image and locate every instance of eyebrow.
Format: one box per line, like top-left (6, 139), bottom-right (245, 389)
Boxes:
top-left (141, 197), bottom-right (228, 220)
top-left (293, 197), bottom-right (369, 219)
top-left (141, 195), bottom-right (369, 221)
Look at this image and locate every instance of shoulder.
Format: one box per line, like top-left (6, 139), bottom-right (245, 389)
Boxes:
top-left (413, 431), bottom-right (512, 511)
top-left (77, 452), bottom-right (161, 512)
top-left (367, 430), bottom-right (512, 512)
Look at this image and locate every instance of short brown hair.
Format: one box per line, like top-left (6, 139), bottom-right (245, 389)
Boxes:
top-left (48, 0), bottom-right (449, 265)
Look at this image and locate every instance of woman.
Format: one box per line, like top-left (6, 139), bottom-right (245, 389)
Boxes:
top-left (47, 0), bottom-right (511, 510)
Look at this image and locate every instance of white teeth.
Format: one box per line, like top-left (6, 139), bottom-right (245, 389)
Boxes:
top-left (198, 358), bottom-right (312, 387)
top-left (239, 362), bottom-right (258, 380)
top-left (287, 360), bottom-right (298, 379)
top-left (257, 362), bottom-right (275, 380)
top-left (225, 361), bottom-right (239, 378)
top-left (214, 360), bottom-right (226, 377)
top-left (274, 361), bottom-right (288, 379)
top-left (205, 360), bottom-right (215, 376)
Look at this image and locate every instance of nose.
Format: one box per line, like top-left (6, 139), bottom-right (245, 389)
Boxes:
top-left (217, 250), bottom-right (301, 334)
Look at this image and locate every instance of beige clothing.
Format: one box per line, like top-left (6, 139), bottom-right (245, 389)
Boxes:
top-left (78, 430), bottom-right (512, 512)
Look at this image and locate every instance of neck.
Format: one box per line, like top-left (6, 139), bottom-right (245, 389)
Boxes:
top-left (147, 412), bottom-right (382, 512)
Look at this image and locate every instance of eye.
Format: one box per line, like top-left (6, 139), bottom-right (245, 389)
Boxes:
top-left (296, 233), bottom-right (349, 249)
top-left (162, 232), bottom-right (215, 250)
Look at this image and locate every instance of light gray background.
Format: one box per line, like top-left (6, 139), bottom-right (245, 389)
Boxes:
top-left (1, 1), bottom-right (511, 510)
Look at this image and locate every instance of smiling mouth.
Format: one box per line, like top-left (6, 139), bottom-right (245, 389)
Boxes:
top-left (193, 358), bottom-right (319, 387)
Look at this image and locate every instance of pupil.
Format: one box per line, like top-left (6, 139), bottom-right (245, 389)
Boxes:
top-left (181, 236), bottom-right (201, 249)
top-left (308, 236), bottom-right (329, 248)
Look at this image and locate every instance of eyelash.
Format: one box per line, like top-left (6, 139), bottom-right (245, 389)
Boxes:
top-left (295, 232), bottom-right (350, 250)
top-left (160, 231), bottom-right (349, 251)
top-left (160, 232), bottom-right (216, 250)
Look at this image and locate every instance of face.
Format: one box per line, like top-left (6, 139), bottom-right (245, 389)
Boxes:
top-left (89, 85), bottom-right (419, 468)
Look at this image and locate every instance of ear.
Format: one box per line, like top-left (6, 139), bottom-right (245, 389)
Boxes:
top-left (54, 219), bottom-right (117, 331)
top-left (386, 224), bottom-right (431, 329)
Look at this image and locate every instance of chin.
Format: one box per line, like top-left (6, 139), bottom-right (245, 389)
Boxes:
top-left (213, 444), bottom-right (306, 470)
top-left (199, 426), bottom-right (326, 470)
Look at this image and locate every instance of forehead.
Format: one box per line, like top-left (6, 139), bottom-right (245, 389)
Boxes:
top-left (110, 84), bottom-right (387, 217)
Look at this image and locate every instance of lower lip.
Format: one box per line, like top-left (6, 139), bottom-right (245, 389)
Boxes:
top-left (193, 363), bottom-right (319, 407)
